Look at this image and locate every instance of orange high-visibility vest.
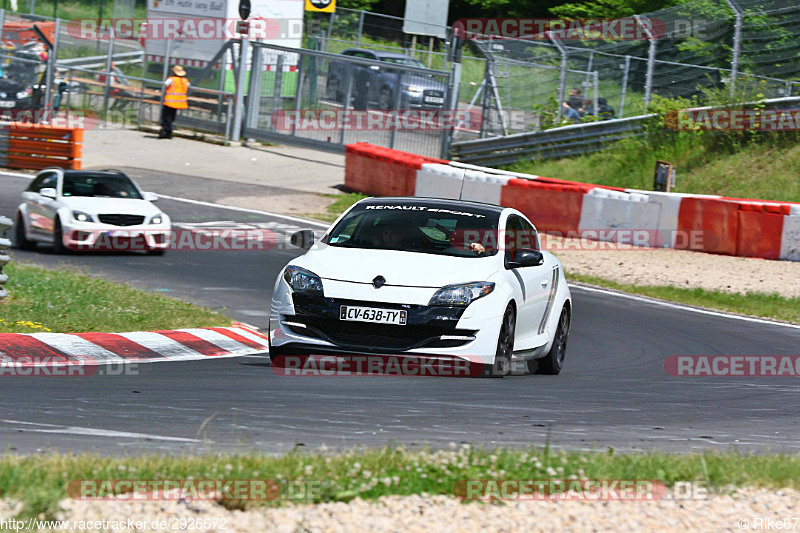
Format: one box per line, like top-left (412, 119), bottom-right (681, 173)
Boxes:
top-left (164, 76), bottom-right (188, 109)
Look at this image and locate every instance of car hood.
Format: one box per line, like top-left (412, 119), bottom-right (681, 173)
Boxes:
top-left (292, 243), bottom-right (498, 288)
top-left (60, 196), bottom-right (160, 216)
top-left (0, 78), bottom-right (26, 92)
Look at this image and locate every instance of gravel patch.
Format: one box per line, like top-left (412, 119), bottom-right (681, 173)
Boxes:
top-left (548, 238), bottom-right (800, 298)
top-left (40, 488), bottom-right (800, 532)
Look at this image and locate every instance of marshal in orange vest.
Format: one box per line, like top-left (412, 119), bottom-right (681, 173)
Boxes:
top-left (164, 76), bottom-right (189, 109)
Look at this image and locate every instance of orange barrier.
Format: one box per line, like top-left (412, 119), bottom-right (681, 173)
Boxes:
top-left (5, 125), bottom-right (83, 170)
top-left (2, 20), bottom-right (56, 45)
top-left (676, 197), bottom-right (739, 255)
top-left (500, 178), bottom-right (586, 233)
top-left (736, 203), bottom-right (789, 260)
top-left (345, 143), bottom-right (446, 196)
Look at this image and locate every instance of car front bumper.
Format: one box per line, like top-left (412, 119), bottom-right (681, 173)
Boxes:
top-left (269, 282), bottom-right (505, 366)
top-left (61, 220), bottom-right (171, 252)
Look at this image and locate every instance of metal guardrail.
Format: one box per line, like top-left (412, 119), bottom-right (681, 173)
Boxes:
top-left (450, 96), bottom-right (800, 166)
top-left (0, 216), bottom-right (11, 300)
top-left (58, 51), bottom-right (144, 68)
top-left (450, 115), bottom-right (652, 166)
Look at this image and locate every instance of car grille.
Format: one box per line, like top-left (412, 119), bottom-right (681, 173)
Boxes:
top-left (98, 214), bottom-right (145, 226)
top-left (285, 317), bottom-right (475, 352)
top-left (423, 90), bottom-right (444, 98)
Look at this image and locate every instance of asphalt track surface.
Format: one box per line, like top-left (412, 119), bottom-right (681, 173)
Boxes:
top-left (0, 171), bottom-right (798, 455)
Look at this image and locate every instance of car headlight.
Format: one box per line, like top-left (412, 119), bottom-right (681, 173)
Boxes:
top-left (406, 85), bottom-right (424, 94)
top-left (283, 266), bottom-right (324, 295)
top-left (428, 282), bottom-right (495, 307)
top-left (16, 90), bottom-right (30, 99)
top-left (72, 210), bottom-right (94, 222)
top-left (150, 214), bottom-right (163, 224)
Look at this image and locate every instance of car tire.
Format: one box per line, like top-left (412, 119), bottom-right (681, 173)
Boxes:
top-left (379, 87), bottom-right (393, 110)
top-left (147, 249), bottom-right (166, 256)
top-left (268, 340), bottom-right (289, 367)
top-left (52, 217), bottom-right (69, 254)
top-left (534, 306), bottom-right (569, 375)
top-left (483, 305), bottom-right (515, 378)
top-left (14, 214), bottom-right (36, 250)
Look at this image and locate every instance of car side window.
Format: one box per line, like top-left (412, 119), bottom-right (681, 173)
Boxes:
top-left (520, 218), bottom-right (540, 251)
top-left (505, 215), bottom-right (537, 260)
top-left (27, 172), bottom-right (57, 193)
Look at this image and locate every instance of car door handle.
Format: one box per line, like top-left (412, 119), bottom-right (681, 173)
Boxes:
top-left (541, 279), bottom-right (549, 288)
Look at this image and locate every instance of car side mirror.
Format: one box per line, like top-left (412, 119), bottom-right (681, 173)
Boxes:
top-left (290, 230), bottom-right (315, 250)
top-left (506, 250), bottom-right (544, 269)
top-left (143, 192), bottom-right (159, 202)
top-left (39, 187), bottom-right (56, 199)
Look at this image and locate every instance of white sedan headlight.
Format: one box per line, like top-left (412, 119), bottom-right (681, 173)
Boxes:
top-left (283, 266), bottom-right (324, 295)
top-left (429, 282), bottom-right (495, 307)
top-left (406, 85), bottom-right (424, 94)
top-left (72, 210), bottom-right (94, 222)
top-left (150, 214), bottom-right (163, 224)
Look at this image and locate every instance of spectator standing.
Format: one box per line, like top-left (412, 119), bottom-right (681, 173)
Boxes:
top-left (159, 65), bottom-right (189, 139)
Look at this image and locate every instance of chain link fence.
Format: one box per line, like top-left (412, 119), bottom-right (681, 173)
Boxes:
top-left (241, 41), bottom-right (453, 158)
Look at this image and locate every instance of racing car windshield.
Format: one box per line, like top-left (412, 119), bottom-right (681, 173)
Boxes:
top-left (61, 174), bottom-right (143, 199)
top-left (325, 204), bottom-right (500, 257)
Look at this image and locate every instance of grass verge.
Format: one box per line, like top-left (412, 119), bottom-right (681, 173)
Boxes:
top-left (507, 122), bottom-right (800, 203)
top-left (566, 271), bottom-right (800, 324)
top-left (0, 262), bottom-right (230, 333)
top-left (5, 447), bottom-right (800, 518)
top-left (308, 192), bottom-right (368, 223)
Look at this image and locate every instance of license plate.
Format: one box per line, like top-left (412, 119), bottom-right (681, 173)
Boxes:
top-left (0, 101), bottom-right (15, 108)
top-left (339, 306), bottom-right (407, 325)
top-left (424, 96), bottom-right (444, 104)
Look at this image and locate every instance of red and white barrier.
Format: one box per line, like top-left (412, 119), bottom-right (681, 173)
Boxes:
top-left (344, 143), bottom-right (799, 261)
top-left (0, 325), bottom-right (268, 368)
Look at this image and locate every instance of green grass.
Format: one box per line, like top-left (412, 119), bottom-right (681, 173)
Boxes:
top-left (5, 447), bottom-right (800, 518)
top-left (0, 262), bottom-right (230, 333)
top-left (566, 271), bottom-right (800, 324)
top-left (308, 192), bottom-right (368, 223)
top-left (508, 133), bottom-right (800, 202)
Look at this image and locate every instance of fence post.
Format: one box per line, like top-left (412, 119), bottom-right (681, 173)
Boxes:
top-left (245, 44), bottom-right (263, 131)
top-left (723, 0), bottom-right (742, 98)
top-left (231, 37), bottom-right (248, 142)
top-left (0, 10), bottom-right (5, 45)
top-left (103, 32), bottom-right (114, 119)
top-left (634, 15), bottom-right (656, 109)
top-left (441, 61), bottom-right (461, 159)
top-left (273, 53), bottom-right (284, 117)
top-left (548, 32), bottom-right (568, 117)
top-left (44, 17), bottom-right (60, 122)
top-left (593, 71), bottom-right (599, 116)
top-left (0, 215), bottom-right (10, 301)
top-left (357, 10), bottom-right (364, 45)
top-left (619, 55), bottom-right (630, 118)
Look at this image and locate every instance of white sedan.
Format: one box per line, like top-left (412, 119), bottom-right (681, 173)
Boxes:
top-left (14, 168), bottom-right (171, 254)
top-left (269, 197), bottom-right (572, 377)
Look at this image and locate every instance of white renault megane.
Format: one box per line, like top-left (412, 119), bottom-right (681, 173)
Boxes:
top-left (269, 197), bottom-right (572, 377)
top-left (14, 168), bottom-right (170, 254)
